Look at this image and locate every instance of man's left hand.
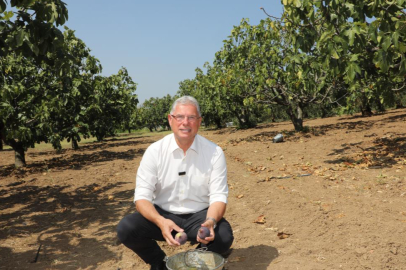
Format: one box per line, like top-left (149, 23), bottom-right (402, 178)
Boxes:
top-left (196, 219), bottom-right (215, 245)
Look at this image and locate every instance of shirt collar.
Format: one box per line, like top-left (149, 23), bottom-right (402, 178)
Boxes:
top-left (189, 134), bottom-right (199, 154)
top-left (169, 133), bottom-right (199, 154)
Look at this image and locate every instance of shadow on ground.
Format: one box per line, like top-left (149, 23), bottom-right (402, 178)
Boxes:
top-left (0, 181), bottom-right (134, 269)
top-left (325, 136), bottom-right (406, 168)
top-left (226, 245), bottom-right (278, 270)
top-left (0, 138), bottom-right (152, 178)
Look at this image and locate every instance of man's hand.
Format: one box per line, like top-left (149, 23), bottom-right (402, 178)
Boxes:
top-left (196, 219), bottom-right (215, 245)
top-left (135, 200), bottom-right (185, 246)
top-left (197, 202), bottom-right (226, 245)
top-left (158, 217), bottom-right (184, 246)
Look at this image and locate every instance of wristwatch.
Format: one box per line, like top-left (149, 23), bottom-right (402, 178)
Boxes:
top-left (205, 217), bottom-right (217, 229)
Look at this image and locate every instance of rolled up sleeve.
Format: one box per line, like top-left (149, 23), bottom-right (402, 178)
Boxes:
top-left (134, 147), bottom-right (158, 203)
top-left (208, 148), bottom-right (228, 205)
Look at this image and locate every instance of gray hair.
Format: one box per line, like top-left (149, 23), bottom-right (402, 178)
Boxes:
top-left (170, 96), bottom-right (201, 116)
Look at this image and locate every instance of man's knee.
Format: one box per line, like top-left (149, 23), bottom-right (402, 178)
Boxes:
top-left (212, 221), bottom-right (234, 254)
top-left (117, 214), bottom-right (137, 243)
top-left (218, 232), bottom-right (234, 254)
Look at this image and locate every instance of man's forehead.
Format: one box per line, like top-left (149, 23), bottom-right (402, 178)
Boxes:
top-left (173, 104), bottom-right (198, 113)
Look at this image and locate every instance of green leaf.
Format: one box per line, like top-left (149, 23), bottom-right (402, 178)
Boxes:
top-left (350, 54), bottom-right (359, 61)
top-left (374, 50), bottom-right (389, 72)
top-left (3, 10), bottom-right (14, 20)
top-left (398, 43), bottom-right (406, 53)
top-left (344, 28), bottom-right (356, 46)
top-left (392, 31), bottom-right (400, 48)
top-left (15, 30), bottom-right (25, 47)
top-left (346, 62), bottom-right (361, 81)
top-left (331, 50), bottom-right (339, 59)
top-left (381, 35), bottom-right (392, 51)
top-left (400, 58), bottom-right (406, 74)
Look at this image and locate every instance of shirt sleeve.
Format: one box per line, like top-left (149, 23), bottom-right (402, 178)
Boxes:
top-left (208, 147), bottom-right (228, 204)
top-left (133, 146), bottom-right (158, 203)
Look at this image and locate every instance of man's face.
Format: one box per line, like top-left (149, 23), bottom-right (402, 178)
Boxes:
top-left (168, 104), bottom-right (202, 146)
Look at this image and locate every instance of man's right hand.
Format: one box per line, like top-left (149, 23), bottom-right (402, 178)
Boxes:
top-left (135, 200), bottom-right (184, 246)
top-left (158, 217), bottom-right (184, 246)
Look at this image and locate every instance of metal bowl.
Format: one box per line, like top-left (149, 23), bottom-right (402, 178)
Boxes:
top-left (165, 248), bottom-right (226, 270)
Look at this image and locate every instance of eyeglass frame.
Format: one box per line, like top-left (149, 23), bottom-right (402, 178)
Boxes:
top-left (170, 114), bottom-right (201, 122)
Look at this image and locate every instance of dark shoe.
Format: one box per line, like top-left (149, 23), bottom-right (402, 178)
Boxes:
top-left (149, 260), bottom-right (167, 270)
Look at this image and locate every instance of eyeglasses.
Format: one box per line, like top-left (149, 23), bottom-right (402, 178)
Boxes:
top-left (170, 114), bottom-right (200, 122)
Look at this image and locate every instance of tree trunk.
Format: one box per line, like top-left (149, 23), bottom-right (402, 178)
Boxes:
top-left (360, 94), bottom-right (373, 117)
top-left (361, 105), bottom-right (373, 117)
top-left (215, 118), bottom-right (222, 129)
top-left (0, 122), bottom-right (4, 151)
top-left (235, 113), bottom-right (244, 128)
top-left (375, 97), bottom-right (385, 113)
top-left (286, 106), bottom-right (304, 132)
top-left (71, 137), bottom-right (79, 150)
top-left (321, 107), bottom-right (328, 118)
top-left (395, 93), bottom-right (404, 108)
top-left (8, 139), bottom-right (26, 167)
top-left (243, 111), bottom-right (255, 128)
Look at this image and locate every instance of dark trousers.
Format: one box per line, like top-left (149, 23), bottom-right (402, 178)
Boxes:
top-left (116, 205), bottom-right (234, 265)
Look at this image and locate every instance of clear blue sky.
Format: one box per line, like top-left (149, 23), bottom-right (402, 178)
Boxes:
top-left (63, 1), bottom-right (284, 104)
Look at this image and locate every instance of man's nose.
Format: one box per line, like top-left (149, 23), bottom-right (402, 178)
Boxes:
top-left (181, 117), bottom-right (190, 123)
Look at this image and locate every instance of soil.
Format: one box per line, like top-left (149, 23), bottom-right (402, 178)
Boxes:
top-left (1, 108), bottom-right (406, 270)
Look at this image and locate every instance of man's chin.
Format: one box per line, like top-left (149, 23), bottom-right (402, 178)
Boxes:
top-left (175, 132), bottom-right (195, 140)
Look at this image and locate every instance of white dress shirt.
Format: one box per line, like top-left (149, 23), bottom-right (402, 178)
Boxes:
top-left (134, 133), bottom-right (228, 214)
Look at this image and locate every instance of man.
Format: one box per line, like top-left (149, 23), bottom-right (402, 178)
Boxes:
top-left (117, 96), bottom-right (233, 270)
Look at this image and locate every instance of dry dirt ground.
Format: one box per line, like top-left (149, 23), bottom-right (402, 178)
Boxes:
top-left (1, 109), bottom-right (406, 270)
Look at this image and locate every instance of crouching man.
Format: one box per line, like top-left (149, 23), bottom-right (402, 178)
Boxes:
top-left (117, 96), bottom-right (233, 270)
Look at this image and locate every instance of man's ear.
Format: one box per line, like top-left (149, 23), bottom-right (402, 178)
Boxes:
top-left (168, 114), bottom-right (173, 127)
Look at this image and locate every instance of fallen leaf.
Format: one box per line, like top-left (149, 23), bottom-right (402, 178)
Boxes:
top-left (277, 232), bottom-right (292, 239)
top-left (254, 215), bottom-right (266, 224)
